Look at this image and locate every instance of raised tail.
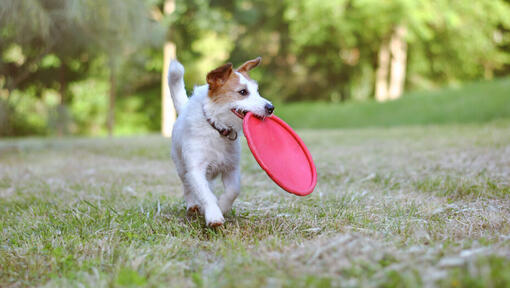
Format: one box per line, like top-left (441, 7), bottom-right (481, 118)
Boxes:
top-left (168, 60), bottom-right (188, 115)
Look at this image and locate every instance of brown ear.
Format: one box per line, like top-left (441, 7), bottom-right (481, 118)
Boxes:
top-left (207, 63), bottom-right (233, 90)
top-left (237, 57), bottom-right (261, 73)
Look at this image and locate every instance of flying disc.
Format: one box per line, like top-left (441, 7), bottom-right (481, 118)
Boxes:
top-left (242, 112), bottom-right (317, 196)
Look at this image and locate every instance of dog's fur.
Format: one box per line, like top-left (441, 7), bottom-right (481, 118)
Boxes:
top-left (168, 57), bottom-right (273, 227)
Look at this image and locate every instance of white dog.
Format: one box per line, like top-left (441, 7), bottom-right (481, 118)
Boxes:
top-left (168, 57), bottom-right (274, 227)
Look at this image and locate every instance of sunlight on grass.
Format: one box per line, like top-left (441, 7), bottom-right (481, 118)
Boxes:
top-left (277, 77), bottom-right (510, 129)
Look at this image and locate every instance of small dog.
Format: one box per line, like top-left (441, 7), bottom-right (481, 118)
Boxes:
top-left (168, 57), bottom-right (274, 227)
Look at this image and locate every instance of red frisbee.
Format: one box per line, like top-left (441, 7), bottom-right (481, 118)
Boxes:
top-left (242, 112), bottom-right (317, 196)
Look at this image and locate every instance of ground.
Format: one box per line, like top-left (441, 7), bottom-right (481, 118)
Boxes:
top-left (278, 77), bottom-right (510, 129)
top-left (1, 121), bottom-right (510, 287)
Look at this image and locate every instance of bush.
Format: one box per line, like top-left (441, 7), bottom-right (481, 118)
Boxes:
top-left (0, 99), bottom-right (46, 137)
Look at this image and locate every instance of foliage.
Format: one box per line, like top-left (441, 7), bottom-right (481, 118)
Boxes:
top-left (0, 0), bottom-right (164, 136)
top-left (1, 0), bottom-right (510, 136)
top-left (283, 0), bottom-right (510, 100)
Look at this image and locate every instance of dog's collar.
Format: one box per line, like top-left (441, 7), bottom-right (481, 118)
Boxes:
top-left (202, 107), bottom-right (237, 141)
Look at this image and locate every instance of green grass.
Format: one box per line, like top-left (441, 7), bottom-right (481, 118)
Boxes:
top-left (1, 120), bottom-right (510, 287)
top-left (277, 77), bottom-right (510, 129)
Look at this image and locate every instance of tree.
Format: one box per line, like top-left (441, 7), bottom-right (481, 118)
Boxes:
top-left (376, 25), bottom-right (407, 101)
top-left (284, 0), bottom-right (510, 102)
top-left (0, 0), bottom-right (97, 135)
top-left (0, 0), bottom-right (164, 136)
top-left (161, 0), bottom-right (176, 138)
top-left (77, 0), bottom-right (164, 136)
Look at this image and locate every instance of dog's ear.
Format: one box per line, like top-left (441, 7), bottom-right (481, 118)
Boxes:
top-left (237, 57), bottom-right (261, 73)
top-left (207, 63), bottom-right (233, 91)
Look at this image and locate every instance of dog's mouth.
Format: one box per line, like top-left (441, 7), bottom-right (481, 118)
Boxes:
top-left (231, 108), bottom-right (270, 120)
top-left (231, 108), bottom-right (248, 119)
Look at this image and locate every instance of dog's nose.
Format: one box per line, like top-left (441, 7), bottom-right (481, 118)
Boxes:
top-left (265, 103), bottom-right (274, 115)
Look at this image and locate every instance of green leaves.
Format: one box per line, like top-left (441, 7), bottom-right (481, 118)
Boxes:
top-left (282, 0), bottom-right (510, 100)
top-left (2, 0), bottom-right (510, 135)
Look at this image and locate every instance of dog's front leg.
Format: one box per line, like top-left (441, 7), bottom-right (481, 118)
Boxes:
top-left (219, 165), bottom-right (241, 214)
top-left (185, 169), bottom-right (224, 227)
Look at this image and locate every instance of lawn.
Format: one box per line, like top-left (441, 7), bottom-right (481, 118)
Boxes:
top-left (277, 77), bottom-right (510, 129)
top-left (1, 120), bottom-right (510, 287)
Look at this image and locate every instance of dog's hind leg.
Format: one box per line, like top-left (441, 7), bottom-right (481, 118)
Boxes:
top-left (183, 184), bottom-right (201, 214)
top-left (174, 162), bottom-right (201, 214)
top-left (185, 168), bottom-right (224, 227)
top-left (219, 165), bottom-right (241, 214)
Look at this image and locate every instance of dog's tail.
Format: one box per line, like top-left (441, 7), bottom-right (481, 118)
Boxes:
top-left (168, 60), bottom-right (188, 115)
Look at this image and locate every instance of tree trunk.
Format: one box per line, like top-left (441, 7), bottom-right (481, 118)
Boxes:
top-left (161, 0), bottom-right (176, 138)
top-left (484, 63), bottom-right (493, 79)
top-left (375, 39), bottom-right (390, 102)
top-left (107, 60), bottom-right (116, 137)
top-left (57, 64), bottom-right (68, 137)
top-left (388, 26), bottom-right (407, 100)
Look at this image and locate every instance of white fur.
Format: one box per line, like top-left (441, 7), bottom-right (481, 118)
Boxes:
top-left (233, 72), bottom-right (269, 117)
top-left (168, 60), bottom-right (272, 226)
top-left (168, 60), bottom-right (188, 114)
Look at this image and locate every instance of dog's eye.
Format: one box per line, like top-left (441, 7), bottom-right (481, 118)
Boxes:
top-left (238, 89), bottom-right (248, 96)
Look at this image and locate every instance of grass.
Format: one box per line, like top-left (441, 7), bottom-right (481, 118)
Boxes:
top-left (1, 119), bottom-right (510, 287)
top-left (276, 77), bottom-right (510, 129)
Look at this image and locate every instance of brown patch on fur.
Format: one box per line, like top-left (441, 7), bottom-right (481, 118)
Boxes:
top-left (207, 66), bottom-right (247, 104)
top-left (206, 57), bottom-right (261, 103)
top-left (208, 221), bottom-right (223, 228)
top-left (237, 57), bottom-right (261, 73)
top-left (206, 63), bottom-right (233, 91)
top-left (237, 70), bottom-right (251, 81)
top-left (186, 205), bottom-right (200, 215)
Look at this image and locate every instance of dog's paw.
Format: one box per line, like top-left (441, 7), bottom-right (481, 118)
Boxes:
top-left (205, 205), bottom-right (225, 227)
top-left (186, 205), bottom-right (201, 215)
top-left (208, 220), bottom-right (224, 228)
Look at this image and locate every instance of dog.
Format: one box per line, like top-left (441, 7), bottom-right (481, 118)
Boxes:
top-left (168, 57), bottom-right (274, 227)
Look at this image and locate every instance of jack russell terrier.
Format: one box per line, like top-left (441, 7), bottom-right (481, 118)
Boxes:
top-left (168, 57), bottom-right (274, 227)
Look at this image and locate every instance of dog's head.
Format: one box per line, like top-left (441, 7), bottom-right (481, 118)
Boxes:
top-left (206, 57), bottom-right (274, 119)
